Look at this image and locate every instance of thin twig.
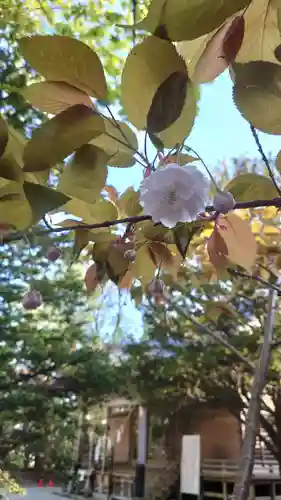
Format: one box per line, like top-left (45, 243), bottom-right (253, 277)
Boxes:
top-left (229, 268), bottom-right (281, 296)
top-left (232, 289), bottom-right (277, 500)
top-left (250, 124), bottom-right (281, 196)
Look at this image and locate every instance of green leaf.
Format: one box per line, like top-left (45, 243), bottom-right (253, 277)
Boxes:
top-left (276, 150), bottom-right (281, 173)
top-left (126, 0), bottom-right (251, 42)
top-left (122, 36), bottom-right (187, 131)
top-left (0, 198), bottom-right (33, 230)
top-left (23, 105), bottom-right (105, 171)
top-left (233, 61), bottom-right (281, 135)
top-left (122, 36), bottom-right (197, 147)
top-left (19, 35), bottom-right (108, 99)
top-left (0, 126), bottom-right (25, 181)
top-left (23, 81), bottom-right (93, 115)
top-left (225, 173), bottom-right (279, 201)
top-left (91, 120), bottom-right (138, 167)
top-left (63, 197), bottom-right (118, 224)
top-left (0, 116), bottom-right (8, 159)
top-left (23, 182), bottom-right (70, 224)
top-left (58, 145), bottom-right (108, 203)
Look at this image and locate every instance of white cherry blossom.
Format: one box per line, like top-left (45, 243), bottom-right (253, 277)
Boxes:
top-left (139, 162), bottom-right (209, 228)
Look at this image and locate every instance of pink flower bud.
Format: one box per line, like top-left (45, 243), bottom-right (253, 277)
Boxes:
top-left (46, 245), bottom-right (61, 262)
top-left (147, 278), bottom-right (165, 298)
top-left (213, 191), bottom-right (235, 214)
top-left (124, 249), bottom-right (136, 262)
top-left (144, 168), bottom-right (151, 178)
top-left (22, 290), bottom-right (43, 310)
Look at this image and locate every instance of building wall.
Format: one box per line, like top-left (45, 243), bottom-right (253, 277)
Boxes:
top-left (108, 414), bottom-right (131, 463)
top-left (165, 406), bottom-right (241, 461)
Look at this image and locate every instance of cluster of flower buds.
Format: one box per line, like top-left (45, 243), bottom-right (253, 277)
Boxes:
top-left (147, 278), bottom-right (166, 302)
top-left (22, 290), bottom-right (43, 310)
top-left (46, 245), bottom-right (62, 262)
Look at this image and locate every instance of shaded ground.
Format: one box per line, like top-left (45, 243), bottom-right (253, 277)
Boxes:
top-left (9, 487), bottom-right (61, 500)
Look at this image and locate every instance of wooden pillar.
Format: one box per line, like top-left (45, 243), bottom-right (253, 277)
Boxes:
top-left (135, 406), bottom-right (148, 498)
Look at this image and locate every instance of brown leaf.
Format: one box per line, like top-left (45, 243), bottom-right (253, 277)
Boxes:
top-left (103, 185), bottom-right (118, 202)
top-left (207, 227), bottom-right (229, 273)
top-left (120, 270), bottom-right (134, 290)
top-left (223, 16), bottom-right (245, 62)
top-left (193, 16), bottom-right (244, 83)
top-left (84, 263), bottom-right (99, 294)
top-left (147, 71), bottom-right (189, 133)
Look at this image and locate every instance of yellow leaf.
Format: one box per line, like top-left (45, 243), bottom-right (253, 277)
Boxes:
top-left (207, 227), bottom-right (229, 274)
top-left (236, 0), bottom-right (281, 65)
top-left (117, 187), bottom-right (141, 217)
top-left (233, 61), bottom-right (281, 135)
top-left (121, 36), bottom-right (196, 146)
top-left (63, 197), bottom-right (118, 225)
top-left (205, 300), bottom-right (238, 321)
top-left (58, 145), bottom-right (108, 203)
top-left (91, 120), bottom-right (138, 167)
top-left (73, 228), bottom-right (90, 260)
top-left (163, 153), bottom-right (198, 165)
top-left (131, 244), bottom-right (157, 288)
top-left (23, 82), bottom-right (93, 115)
top-left (177, 30), bottom-right (217, 79)
top-left (19, 35), bottom-right (108, 99)
top-left (84, 263), bottom-right (99, 294)
top-left (23, 105), bottom-right (105, 171)
top-left (225, 173), bottom-right (279, 201)
top-left (0, 115), bottom-right (8, 158)
top-left (120, 270), bottom-right (134, 290)
top-left (137, 220), bottom-right (172, 244)
top-left (0, 183), bottom-right (33, 230)
top-left (217, 213), bottom-right (257, 271)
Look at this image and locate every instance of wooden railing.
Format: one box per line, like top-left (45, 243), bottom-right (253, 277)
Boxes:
top-left (202, 458), bottom-right (280, 477)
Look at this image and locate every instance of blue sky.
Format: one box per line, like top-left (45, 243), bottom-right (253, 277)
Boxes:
top-left (107, 71), bottom-right (281, 193)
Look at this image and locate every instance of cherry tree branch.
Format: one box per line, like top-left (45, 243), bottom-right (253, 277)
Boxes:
top-left (3, 196), bottom-right (281, 244)
top-left (229, 268), bottom-right (281, 297)
top-left (232, 288), bottom-right (277, 500)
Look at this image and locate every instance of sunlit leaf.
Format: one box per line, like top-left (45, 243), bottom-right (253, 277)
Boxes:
top-left (174, 223), bottom-right (200, 258)
top-left (236, 0), bottom-right (281, 65)
top-left (207, 226), bottom-right (229, 274)
top-left (23, 105), bottom-right (105, 171)
top-left (233, 61), bottom-right (281, 135)
top-left (19, 35), bottom-right (108, 99)
top-left (217, 213), bottom-right (257, 271)
top-left (225, 173), bottom-right (279, 201)
top-left (124, 0), bottom-right (250, 42)
top-left (23, 81), bottom-right (93, 115)
top-left (58, 145), bottom-right (108, 203)
top-left (131, 243), bottom-right (157, 288)
top-left (63, 197), bottom-right (118, 225)
top-left (163, 154), bottom-right (198, 165)
top-left (117, 187), bottom-right (141, 217)
top-left (122, 36), bottom-right (197, 147)
top-left (91, 120), bottom-right (138, 167)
